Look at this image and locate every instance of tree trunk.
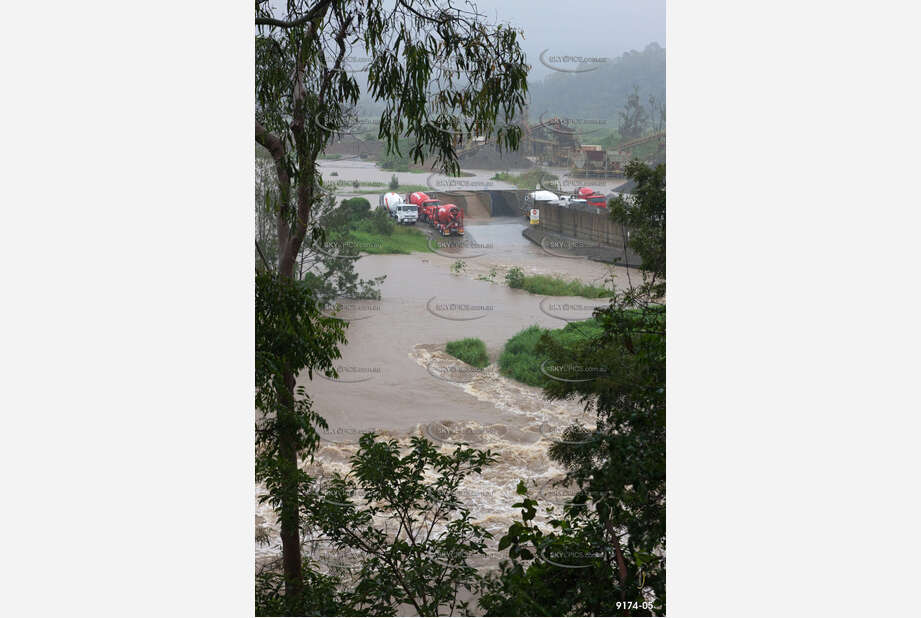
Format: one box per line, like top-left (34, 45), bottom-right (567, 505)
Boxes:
top-left (258, 103), bottom-right (318, 616)
top-left (278, 370), bottom-right (303, 614)
top-left (259, 116), bottom-right (311, 613)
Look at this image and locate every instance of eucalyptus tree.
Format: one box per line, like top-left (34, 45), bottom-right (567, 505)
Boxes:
top-left (255, 272), bottom-right (347, 615)
top-left (255, 0), bottom-right (528, 278)
top-left (254, 1), bottom-right (529, 612)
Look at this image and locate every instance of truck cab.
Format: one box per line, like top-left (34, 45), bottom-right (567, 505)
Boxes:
top-left (393, 203), bottom-right (418, 225)
top-left (576, 187), bottom-right (608, 209)
top-left (419, 199), bottom-right (441, 223)
top-left (408, 191), bottom-right (441, 223)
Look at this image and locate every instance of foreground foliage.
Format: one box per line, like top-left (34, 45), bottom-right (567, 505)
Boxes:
top-left (303, 435), bottom-right (497, 616)
top-left (257, 434), bottom-right (497, 616)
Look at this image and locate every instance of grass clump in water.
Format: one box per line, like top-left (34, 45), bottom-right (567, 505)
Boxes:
top-left (505, 268), bottom-right (610, 298)
top-left (498, 319), bottom-right (603, 387)
top-left (445, 338), bottom-right (489, 368)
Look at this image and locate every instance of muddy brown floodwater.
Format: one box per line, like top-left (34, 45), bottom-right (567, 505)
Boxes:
top-left (256, 204), bottom-right (644, 610)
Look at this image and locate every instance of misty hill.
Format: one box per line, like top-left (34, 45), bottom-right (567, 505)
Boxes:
top-left (526, 43), bottom-right (665, 128)
top-left (351, 42), bottom-right (664, 143)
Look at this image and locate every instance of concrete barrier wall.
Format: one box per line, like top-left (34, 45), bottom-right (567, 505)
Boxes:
top-left (538, 202), bottom-right (631, 248)
top-left (529, 202), bottom-right (642, 266)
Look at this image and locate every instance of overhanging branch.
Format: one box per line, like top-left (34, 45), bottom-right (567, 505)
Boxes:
top-left (255, 0), bottom-right (335, 29)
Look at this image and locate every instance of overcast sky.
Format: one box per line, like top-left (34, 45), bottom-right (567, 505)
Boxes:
top-left (263, 0), bottom-right (665, 86)
top-left (469, 0), bottom-right (665, 82)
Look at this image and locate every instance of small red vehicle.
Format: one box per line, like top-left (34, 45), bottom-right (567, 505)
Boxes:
top-left (576, 187), bottom-right (608, 209)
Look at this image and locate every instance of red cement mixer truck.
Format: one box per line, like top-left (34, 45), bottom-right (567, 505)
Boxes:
top-left (576, 187), bottom-right (608, 209)
top-left (408, 191), bottom-right (442, 224)
top-left (433, 203), bottom-right (465, 236)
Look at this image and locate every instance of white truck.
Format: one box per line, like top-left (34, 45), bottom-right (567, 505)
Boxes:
top-left (550, 195), bottom-right (588, 208)
top-left (380, 192), bottom-right (418, 224)
top-left (392, 202), bottom-right (418, 225)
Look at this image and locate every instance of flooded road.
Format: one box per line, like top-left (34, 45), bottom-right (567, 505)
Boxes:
top-left (257, 179), bottom-right (640, 585)
top-left (318, 159), bottom-right (517, 200)
top-left (318, 158), bottom-right (629, 201)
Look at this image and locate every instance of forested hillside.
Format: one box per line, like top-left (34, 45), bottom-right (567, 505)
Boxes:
top-left (527, 42), bottom-right (665, 126)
